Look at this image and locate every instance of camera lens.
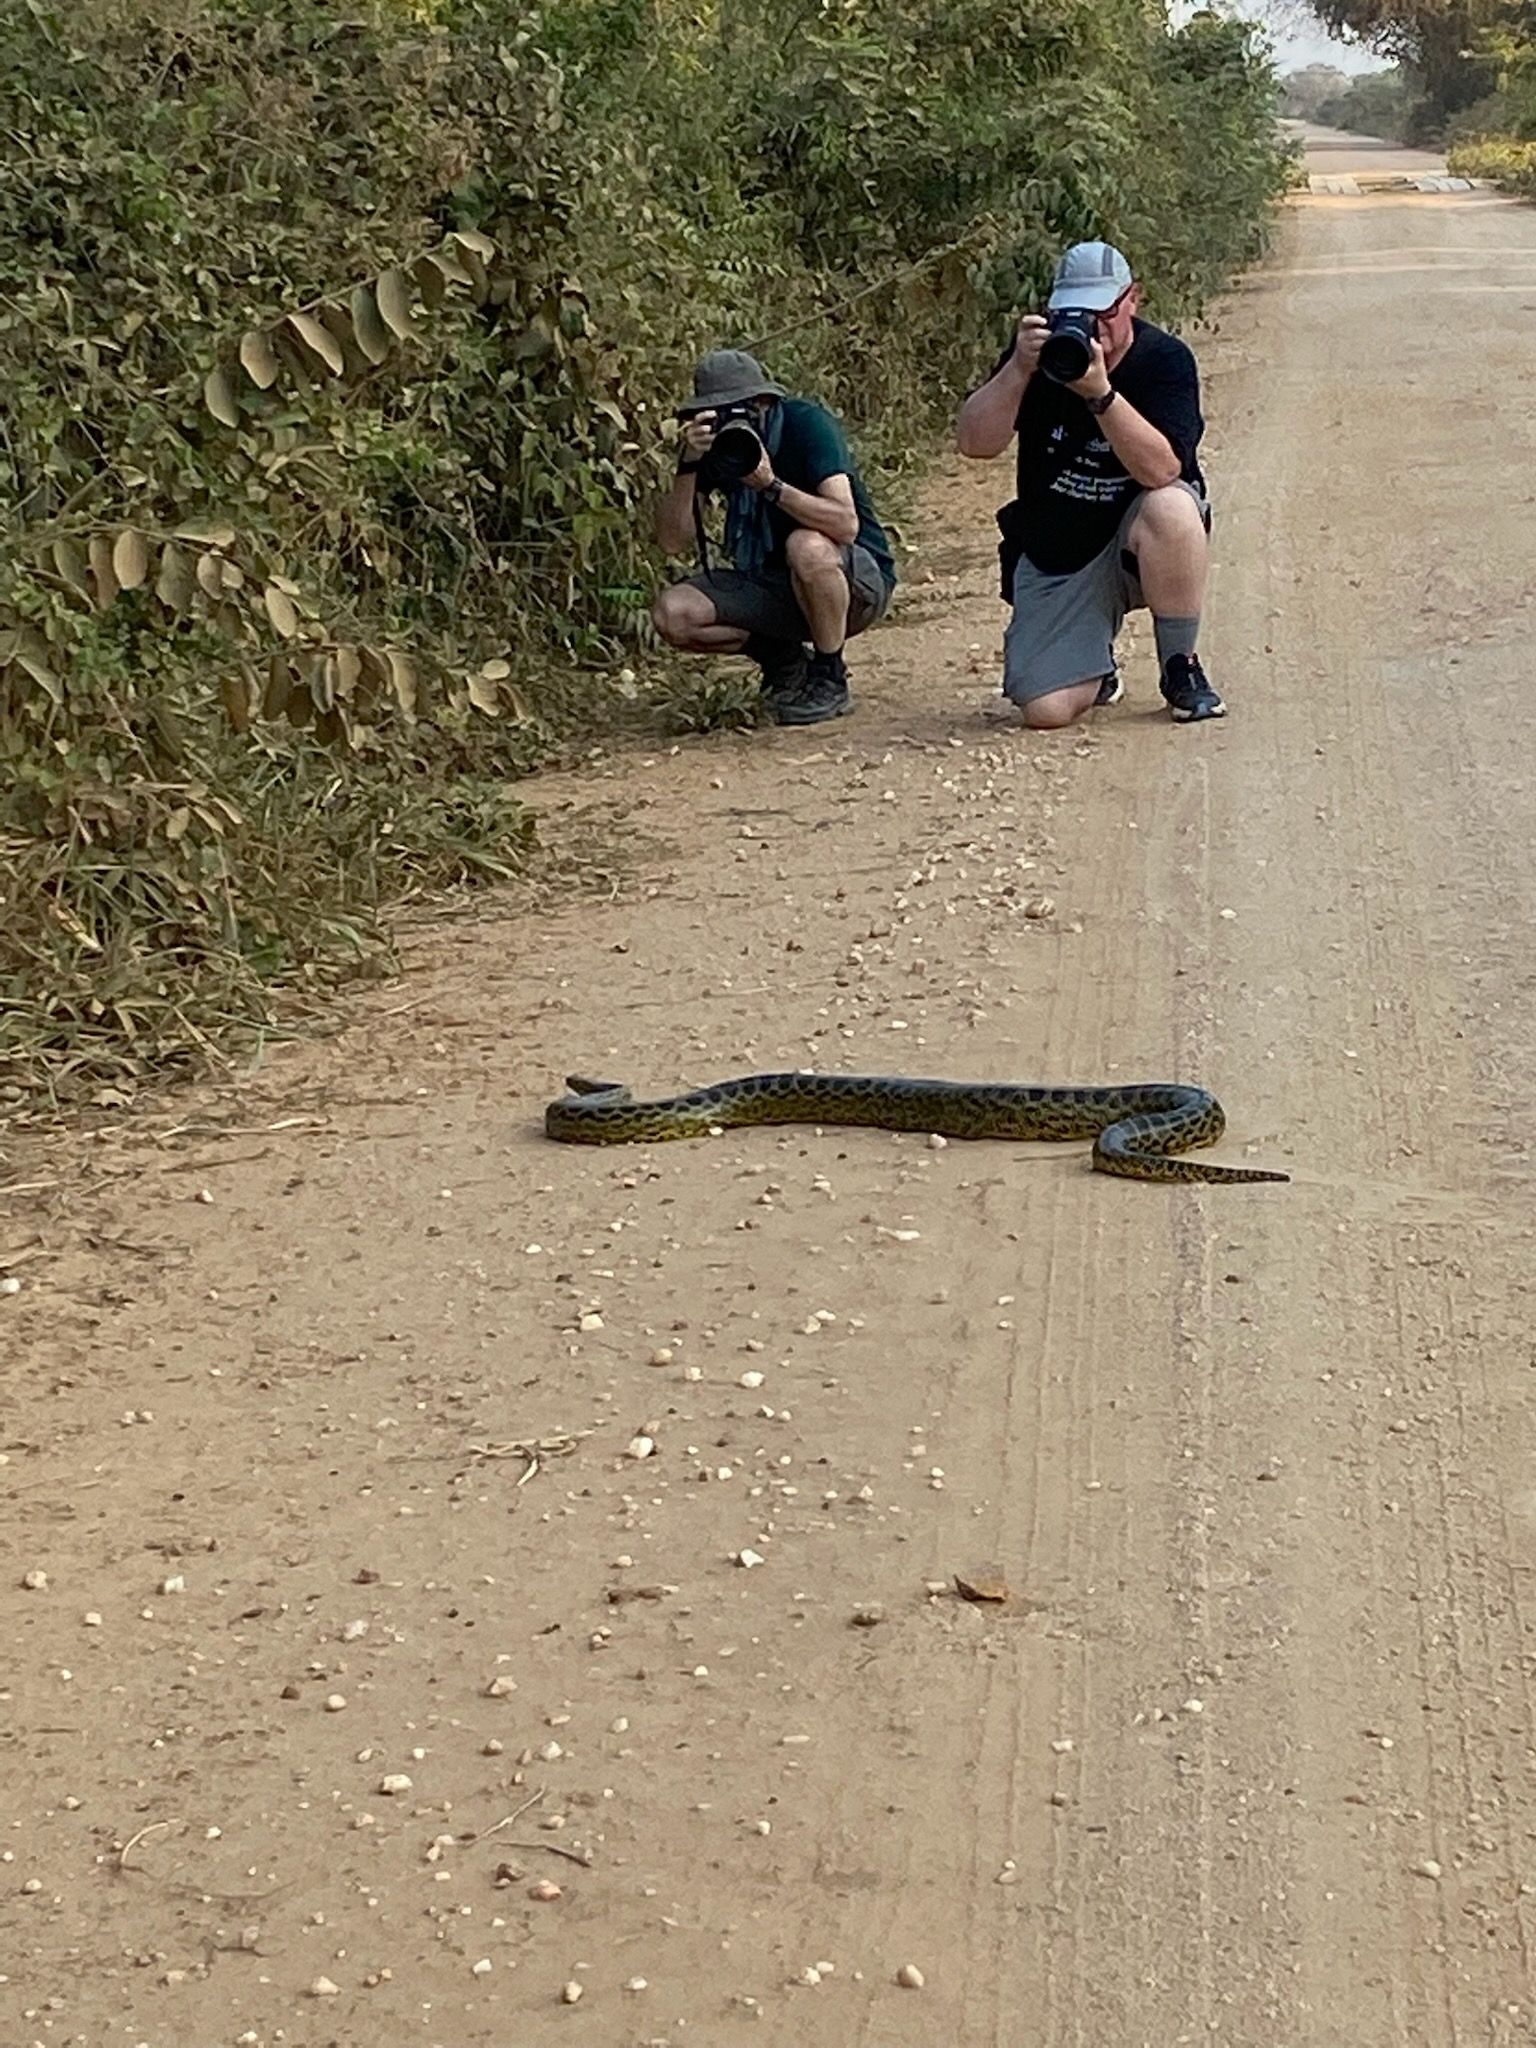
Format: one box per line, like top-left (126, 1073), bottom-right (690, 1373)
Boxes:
top-left (700, 420), bottom-right (763, 489)
top-left (1039, 309), bottom-right (1096, 386)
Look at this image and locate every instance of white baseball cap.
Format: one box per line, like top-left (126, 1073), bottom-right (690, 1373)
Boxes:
top-left (1046, 240), bottom-right (1134, 312)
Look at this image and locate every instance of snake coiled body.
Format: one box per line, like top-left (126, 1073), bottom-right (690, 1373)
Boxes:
top-left (545, 1072), bottom-right (1288, 1184)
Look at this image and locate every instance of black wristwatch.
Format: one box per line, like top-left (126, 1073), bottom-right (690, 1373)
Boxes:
top-left (763, 478), bottom-right (784, 505)
top-left (1084, 388), bottom-right (1116, 417)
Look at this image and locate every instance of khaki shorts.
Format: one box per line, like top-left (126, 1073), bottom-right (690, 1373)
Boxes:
top-left (1002, 483), bottom-right (1211, 704)
top-left (679, 543), bottom-right (893, 646)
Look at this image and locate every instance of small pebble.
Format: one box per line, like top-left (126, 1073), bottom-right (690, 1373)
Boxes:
top-left (561, 1980), bottom-right (584, 2005)
top-left (160, 1575), bottom-right (186, 1595)
top-left (850, 1605), bottom-right (885, 1628)
top-left (626, 1975), bottom-right (648, 1992)
top-left (649, 1347), bottom-right (674, 1368)
top-left (1413, 1857), bottom-right (1443, 1880)
top-left (325, 1694), bottom-right (347, 1713)
top-left (379, 1774), bottom-right (413, 1795)
top-left (739, 1371), bottom-right (765, 1390)
top-left (0, 1276), bottom-right (21, 1296)
top-left (309, 1976), bottom-right (341, 1997)
top-left (83, 1612), bottom-right (102, 1628)
top-left (486, 1676), bottom-right (518, 1698)
top-left (735, 1548), bottom-right (765, 1569)
top-left (529, 1880), bottom-right (562, 1901)
top-left (626, 1435), bottom-right (656, 1461)
top-left (896, 1963), bottom-right (925, 1989)
top-left (471, 1957), bottom-right (493, 1976)
top-left (1050, 1739), bottom-right (1075, 1754)
top-left (579, 1312), bottom-right (604, 1332)
top-left (21, 1570), bottom-right (48, 1592)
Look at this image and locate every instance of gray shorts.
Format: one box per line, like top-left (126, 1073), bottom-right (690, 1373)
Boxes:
top-left (1002, 483), bottom-right (1211, 705)
top-left (679, 543), bottom-right (893, 647)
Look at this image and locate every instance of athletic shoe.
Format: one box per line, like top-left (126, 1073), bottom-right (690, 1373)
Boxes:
top-left (1160, 653), bottom-right (1226, 723)
top-left (744, 634), bottom-right (807, 704)
top-left (1094, 668), bottom-right (1124, 707)
top-left (775, 649), bottom-right (851, 725)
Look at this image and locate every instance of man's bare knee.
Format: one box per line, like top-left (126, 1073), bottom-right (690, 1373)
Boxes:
top-left (1133, 485), bottom-right (1205, 547)
top-left (1021, 694), bottom-right (1081, 731)
top-left (785, 528), bottom-right (840, 573)
top-left (653, 586), bottom-right (707, 649)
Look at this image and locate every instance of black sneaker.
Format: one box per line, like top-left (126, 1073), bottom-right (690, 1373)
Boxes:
top-left (774, 649), bottom-right (851, 726)
top-left (743, 634), bottom-right (807, 704)
top-left (1160, 653), bottom-right (1225, 723)
top-left (1094, 668), bottom-right (1124, 707)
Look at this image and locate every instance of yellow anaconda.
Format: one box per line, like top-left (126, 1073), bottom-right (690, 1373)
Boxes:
top-left (544, 1072), bottom-right (1288, 1184)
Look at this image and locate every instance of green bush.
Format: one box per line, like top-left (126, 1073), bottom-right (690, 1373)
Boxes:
top-left (0, 0), bottom-right (1290, 1110)
top-left (1315, 68), bottom-right (1420, 142)
top-left (1446, 135), bottom-right (1536, 188)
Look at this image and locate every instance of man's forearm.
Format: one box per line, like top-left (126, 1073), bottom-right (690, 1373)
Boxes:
top-left (1097, 395), bottom-right (1181, 489)
top-left (655, 474), bottom-right (698, 556)
top-left (957, 360), bottom-right (1029, 459)
top-left (771, 480), bottom-right (858, 545)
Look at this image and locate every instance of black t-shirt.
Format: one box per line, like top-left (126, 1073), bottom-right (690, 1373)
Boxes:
top-left (996, 319), bottom-right (1204, 577)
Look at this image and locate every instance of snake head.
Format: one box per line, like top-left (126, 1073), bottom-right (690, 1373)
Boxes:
top-left (563, 1074), bottom-right (630, 1101)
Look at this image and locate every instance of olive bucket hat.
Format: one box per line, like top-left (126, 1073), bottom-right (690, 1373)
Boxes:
top-left (676, 348), bottom-right (787, 416)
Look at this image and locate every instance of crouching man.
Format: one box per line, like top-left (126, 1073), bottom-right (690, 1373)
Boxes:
top-left (652, 350), bottom-right (897, 726)
top-left (956, 241), bottom-right (1224, 727)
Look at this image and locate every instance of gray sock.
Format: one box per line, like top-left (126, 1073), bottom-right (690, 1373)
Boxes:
top-left (1154, 615), bottom-right (1200, 669)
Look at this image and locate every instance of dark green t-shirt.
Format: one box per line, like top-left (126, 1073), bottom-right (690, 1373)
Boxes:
top-left (763, 398), bottom-right (896, 588)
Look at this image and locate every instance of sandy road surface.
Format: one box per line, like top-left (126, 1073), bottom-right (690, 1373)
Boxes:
top-left (1287, 119), bottom-right (1451, 181)
top-left (6, 157), bottom-right (1536, 2048)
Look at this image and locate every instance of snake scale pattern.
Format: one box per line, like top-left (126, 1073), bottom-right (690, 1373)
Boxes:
top-left (544, 1071), bottom-right (1288, 1184)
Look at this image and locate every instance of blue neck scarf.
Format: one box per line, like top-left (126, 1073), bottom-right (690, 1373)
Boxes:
top-left (721, 400), bottom-right (786, 576)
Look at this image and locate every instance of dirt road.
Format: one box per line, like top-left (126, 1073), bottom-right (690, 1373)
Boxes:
top-left (6, 152), bottom-right (1536, 2048)
top-left (1288, 118), bottom-right (1451, 180)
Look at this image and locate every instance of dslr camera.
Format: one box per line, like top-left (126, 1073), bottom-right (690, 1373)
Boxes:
top-left (1038, 307), bottom-right (1097, 387)
top-left (681, 401), bottom-right (764, 493)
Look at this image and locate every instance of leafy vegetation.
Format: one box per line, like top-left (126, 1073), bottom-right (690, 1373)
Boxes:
top-left (1290, 64), bottom-right (1420, 140)
top-left (0, 0), bottom-right (1290, 1112)
top-left (1447, 131), bottom-right (1536, 178)
top-left (1306, 0), bottom-right (1536, 142)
